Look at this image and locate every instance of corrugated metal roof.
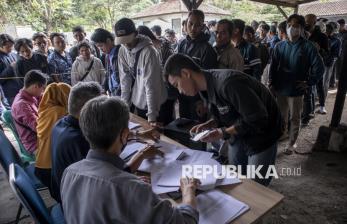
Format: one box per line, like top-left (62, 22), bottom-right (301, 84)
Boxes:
top-left (298, 0), bottom-right (347, 16)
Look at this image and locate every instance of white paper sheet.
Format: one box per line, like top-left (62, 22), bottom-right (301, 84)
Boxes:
top-left (196, 189), bottom-right (249, 224)
top-left (191, 130), bottom-right (211, 142)
top-left (179, 148), bottom-right (213, 163)
top-left (156, 159), bottom-right (222, 191)
top-left (119, 142), bottom-right (146, 160)
top-left (128, 121), bottom-right (141, 130)
top-left (151, 169), bottom-right (179, 194)
top-left (138, 141), bottom-right (184, 173)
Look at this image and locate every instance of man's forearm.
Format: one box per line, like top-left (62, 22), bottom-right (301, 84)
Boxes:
top-left (225, 125), bottom-right (238, 136)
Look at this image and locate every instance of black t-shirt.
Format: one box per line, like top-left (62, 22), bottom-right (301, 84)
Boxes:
top-left (16, 53), bottom-right (50, 77)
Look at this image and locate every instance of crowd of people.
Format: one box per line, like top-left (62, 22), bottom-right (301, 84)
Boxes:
top-left (0, 8), bottom-right (346, 223)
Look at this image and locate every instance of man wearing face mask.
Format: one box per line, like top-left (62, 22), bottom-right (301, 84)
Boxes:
top-left (269, 14), bottom-right (324, 155)
top-left (61, 96), bottom-right (200, 224)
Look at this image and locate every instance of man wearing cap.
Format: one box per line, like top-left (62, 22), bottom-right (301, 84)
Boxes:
top-left (115, 18), bottom-right (167, 126)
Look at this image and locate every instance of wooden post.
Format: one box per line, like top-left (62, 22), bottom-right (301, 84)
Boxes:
top-left (181, 0), bottom-right (203, 11)
top-left (294, 5), bottom-right (299, 14)
top-left (276, 5), bottom-right (288, 19)
top-left (330, 42), bottom-right (347, 128)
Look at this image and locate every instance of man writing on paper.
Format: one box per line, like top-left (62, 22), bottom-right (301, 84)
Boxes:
top-left (61, 96), bottom-right (200, 223)
top-left (164, 53), bottom-right (283, 186)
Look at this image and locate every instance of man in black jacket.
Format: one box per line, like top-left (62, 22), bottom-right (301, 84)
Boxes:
top-left (304, 14), bottom-right (329, 118)
top-left (176, 9), bottom-right (217, 121)
top-left (164, 53), bottom-right (283, 186)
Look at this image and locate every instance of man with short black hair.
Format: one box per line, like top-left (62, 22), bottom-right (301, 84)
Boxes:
top-left (91, 28), bottom-right (121, 96)
top-left (69, 26), bottom-right (100, 62)
top-left (214, 19), bottom-right (243, 71)
top-left (32, 32), bottom-right (52, 57)
top-left (257, 23), bottom-right (270, 45)
top-left (0, 33), bottom-right (18, 105)
top-left (164, 53), bottom-right (283, 186)
top-left (151, 25), bottom-right (162, 39)
top-left (267, 25), bottom-right (280, 50)
top-left (14, 38), bottom-right (50, 80)
top-left (177, 9), bottom-right (217, 121)
top-left (232, 19), bottom-right (262, 81)
top-left (11, 70), bottom-right (47, 154)
top-left (305, 14), bottom-right (329, 115)
top-left (61, 95), bottom-right (199, 223)
top-left (165, 29), bottom-right (178, 50)
top-left (116, 18), bottom-right (167, 125)
top-left (278, 21), bottom-right (288, 40)
top-left (48, 33), bottom-right (72, 84)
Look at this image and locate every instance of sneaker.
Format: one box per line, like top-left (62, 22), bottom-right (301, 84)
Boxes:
top-left (283, 147), bottom-right (293, 155)
top-left (317, 106), bottom-right (327, 114)
top-left (283, 144), bottom-right (297, 155)
top-left (301, 119), bottom-right (310, 127)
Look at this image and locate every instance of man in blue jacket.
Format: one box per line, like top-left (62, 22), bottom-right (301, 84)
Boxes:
top-left (269, 14), bottom-right (324, 154)
top-left (91, 28), bottom-right (121, 96)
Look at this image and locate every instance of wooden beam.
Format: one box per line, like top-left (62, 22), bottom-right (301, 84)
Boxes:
top-left (276, 5), bottom-right (288, 19)
top-left (249, 0), bottom-right (319, 8)
top-left (181, 0), bottom-right (203, 11)
top-left (250, 0), bottom-right (296, 8)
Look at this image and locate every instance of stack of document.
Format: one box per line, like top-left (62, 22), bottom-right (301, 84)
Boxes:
top-left (120, 140), bottom-right (241, 195)
top-left (196, 190), bottom-right (249, 224)
top-left (155, 158), bottom-right (241, 191)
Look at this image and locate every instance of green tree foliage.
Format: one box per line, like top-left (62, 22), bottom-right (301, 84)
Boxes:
top-left (72, 0), bottom-right (155, 30)
top-left (0, 0), bottom-right (336, 32)
top-left (206, 0), bottom-right (293, 24)
top-left (1, 0), bottom-right (74, 32)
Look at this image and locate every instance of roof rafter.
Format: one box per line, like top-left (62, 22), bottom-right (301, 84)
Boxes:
top-left (249, 0), bottom-right (318, 8)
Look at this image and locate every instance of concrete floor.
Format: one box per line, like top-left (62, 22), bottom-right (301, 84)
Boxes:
top-left (0, 90), bottom-right (347, 224)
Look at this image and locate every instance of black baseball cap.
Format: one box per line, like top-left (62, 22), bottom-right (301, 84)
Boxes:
top-left (114, 18), bottom-right (137, 45)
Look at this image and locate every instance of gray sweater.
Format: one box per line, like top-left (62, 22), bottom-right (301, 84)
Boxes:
top-left (118, 35), bottom-right (167, 121)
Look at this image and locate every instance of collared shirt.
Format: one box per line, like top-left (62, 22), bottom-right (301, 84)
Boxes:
top-left (11, 89), bottom-right (40, 153)
top-left (61, 149), bottom-right (199, 224)
top-left (200, 70), bottom-right (283, 155)
top-left (48, 50), bottom-right (72, 84)
top-left (50, 115), bottom-right (90, 202)
top-left (214, 43), bottom-right (244, 71)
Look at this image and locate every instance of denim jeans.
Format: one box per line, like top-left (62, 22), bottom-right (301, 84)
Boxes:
top-left (227, 140), bottom-right (278, 186)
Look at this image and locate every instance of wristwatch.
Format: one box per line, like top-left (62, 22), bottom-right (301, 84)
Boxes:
top-left (220, 127), bottom-right (231, 140)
